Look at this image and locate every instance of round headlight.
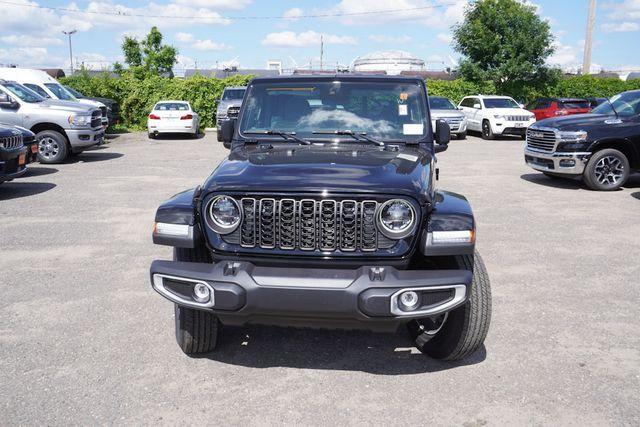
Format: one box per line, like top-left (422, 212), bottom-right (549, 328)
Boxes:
top-left (377, 199), bottom-right (416, 239)
top-left (208, 195), bottom-right (241, 234)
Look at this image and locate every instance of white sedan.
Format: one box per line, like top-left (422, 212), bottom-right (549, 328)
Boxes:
top-left (147, 101), bottom-right (200, 138)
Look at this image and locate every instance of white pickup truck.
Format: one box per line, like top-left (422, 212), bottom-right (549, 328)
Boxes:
top-left (0, 80), bottom-right (104, 163)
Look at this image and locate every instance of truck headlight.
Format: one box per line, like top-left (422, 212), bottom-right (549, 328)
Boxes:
top-left (377, 199), bottom-right (416, 239)
top-left (559, 131), bottom-right (588, 142)
top-left (68, 114), bottom-right (92, 128)
top-left (208, 195), bottom-right (241, 234)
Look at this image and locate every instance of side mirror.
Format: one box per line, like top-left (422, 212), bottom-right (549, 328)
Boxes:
top-left (0, 93), bottom-right (18, 109)
top-left (434, 119), bottom-right (450, 153)
top-left (473, 103), bottom-right (481, 109)
top-left (218, 118), bottom-right (235, 144)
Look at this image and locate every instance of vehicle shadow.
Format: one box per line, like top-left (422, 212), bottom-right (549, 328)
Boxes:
top-left (520, 173), bottom-right (585, 190)
top-left (65, 152), bottom-right (124, 163)
top-left (151, 133), bottom-right (203, 140)
top-left (632, 192), bottom-right (640, 200)
top-left (24, 166), bottom-right (58, 177)
top-left (0, 182), bottom-right (56, 200)
top-left (200, 325), bottom-right (486, 374)
top-left (623, 175), bottom-right (640, 189)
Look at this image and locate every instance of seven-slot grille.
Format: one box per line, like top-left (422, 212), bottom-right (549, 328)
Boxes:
top-left (225, 197), bottom-right (389, 252)
top-left (505, 115), bottom-right (530, 122)
top-left (227, 106), bottom-right (240, 119)
top-left (0, 134), bottom-right (23, 150)
top-left (526, 128), bottom-right (557, 152)
top-left (441, 116), bottom-right (463, 131)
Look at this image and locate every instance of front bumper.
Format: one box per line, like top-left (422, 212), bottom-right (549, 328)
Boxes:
top-left (492, 120), bottom-right (534, 136)
top-left (66, 128), bottom-right (104, 151)
top-left (525, 148), bottom-right (591, 175)
top-left (150, 260), bottom-right (471, 332)
top-left (0, 146), bottom-right (28, 182)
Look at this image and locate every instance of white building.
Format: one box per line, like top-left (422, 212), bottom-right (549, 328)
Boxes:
top-left (352, 51), bottom-right (425, 75)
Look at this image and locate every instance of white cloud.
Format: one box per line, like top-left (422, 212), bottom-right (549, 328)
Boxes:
top-left (368, 35), bottom-right (412, 43)
top-left (547, 40), bottom-right (578, 66)
top-left (427, 54), bottom-right (445, 62)
top-left (173, 0), bottom-right (252, 10)
top-left (175, 32), bottom-right (194, 42)
top-left (605, 0), bottom-right (640, 21)
top-left (437, 32), bottom-right (453, 44)
top-left (0, 46), bottom-right (65, 68)
top-left (261, 31), bottom-right (357, 47)
top-left (193, 39), bottom-right (230, 51)
top-left (602, 22), bottom-right (640, 32)
top-left (283, 7), bottom-right (303, 20)
top-left (1, 34), bottom-right (64, 46)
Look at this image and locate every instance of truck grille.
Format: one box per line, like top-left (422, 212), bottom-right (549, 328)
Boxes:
top-left (0, 134), bottom-right (23, 150)
top-left (100, 106), bottom-right (107, 118)
top-left (526, 128), bottom-right (557, 152)
top-left (227, 106), bottom-right (240, 119)
top-left (91, 110), bottom-right (102, 128)
top-left (222, 197), bottom-right (399, 253)
top-left (505, 115), bottom-right (530, 122)
top-left (441, 116), bottom-right (463, 131)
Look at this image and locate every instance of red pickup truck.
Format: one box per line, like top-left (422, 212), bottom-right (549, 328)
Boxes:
top-left (527, 98), bottom-right (591, 120)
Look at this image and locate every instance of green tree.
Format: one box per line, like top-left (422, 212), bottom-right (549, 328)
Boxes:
top-left (121, 27), bottom-right (177, 75)
top-left (453, 0), bottom-right (560, 99)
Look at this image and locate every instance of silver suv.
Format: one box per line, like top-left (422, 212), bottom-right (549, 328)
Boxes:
top-left (0, 80), bottom-right (104, 163)
top-left (216, 86), bottom-right (246, 128)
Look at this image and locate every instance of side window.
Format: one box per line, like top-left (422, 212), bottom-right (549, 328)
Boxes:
top-left (539, 100), bottom-right (552, 109)
top-left (460, 98), bottom-right (472, 108)
top-left (24, 83), bottom-right (50, 98)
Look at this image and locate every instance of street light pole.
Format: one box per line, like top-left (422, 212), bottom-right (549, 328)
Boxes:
top-left (62, 30), bottom-right (77, 75)
top-left (582, 0), bottom-right (596, 75)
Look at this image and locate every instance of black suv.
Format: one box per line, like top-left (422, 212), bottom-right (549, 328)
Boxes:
top-left (150, 75), bottom-right (491, 361)
top-left (0, 124), bottom-right (35, 184)
top-left (525, 90), bottom-right (640, 190)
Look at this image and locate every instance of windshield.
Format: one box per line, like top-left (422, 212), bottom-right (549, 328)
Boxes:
top-left (64, 86), bottom-right (85, 98)
top-left (222, 89), bottom-right (245, 100)
top-left (44, 83), bottom-right (76, 101)
top-left (239, 80), bottom-right (428, 141)
top-left (592, 92), bottom-right (640, 117)
top-left (483, 98), bottom-right (520, 109)
top-left (3, 82), bottom-right (45, 103)
top-left (559, 100), bottom-right (590, 109)
top-left (430, 97), bottom-right (457, 110)
top-left (154, 102), bottom-right (189, 111)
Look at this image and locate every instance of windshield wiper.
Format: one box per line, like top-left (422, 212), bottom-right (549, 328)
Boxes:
top-left (312, 130), bottom-right (385, 147)
top-left (244, 130), bottom-right (311, 145)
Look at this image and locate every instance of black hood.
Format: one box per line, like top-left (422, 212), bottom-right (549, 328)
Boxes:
top-left (202, 143), bottom-right (434, 202)
top-left (534, 113), bottom-right (614, 131)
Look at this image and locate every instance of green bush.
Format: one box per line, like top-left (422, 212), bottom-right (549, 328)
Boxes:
top-left (61, 70), bottom-right (253, 130)
top-left (426, 79), bottom-right (496, 104)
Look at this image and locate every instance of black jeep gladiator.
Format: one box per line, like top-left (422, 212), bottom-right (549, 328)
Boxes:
top-left (0, 124), bottom-right (30, 185)
top-left (150, 75), bottom-right (491, 361)
top-left (525, 90), bottom-right (640, 191)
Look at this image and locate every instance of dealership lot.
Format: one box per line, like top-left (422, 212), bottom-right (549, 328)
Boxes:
top-left (1, 132), bottom-right (639, 424)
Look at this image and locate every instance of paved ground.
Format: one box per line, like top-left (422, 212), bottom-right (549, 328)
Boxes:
top-left (1, 131), bottom-right (639, 425)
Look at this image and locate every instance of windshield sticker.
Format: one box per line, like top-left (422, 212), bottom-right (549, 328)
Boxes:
top-left (403, 123), bottom-right (424, 135)
top-left (398, 104), bottom-right (408, 116)
top-left (399, 92), bottom-right (408, 101)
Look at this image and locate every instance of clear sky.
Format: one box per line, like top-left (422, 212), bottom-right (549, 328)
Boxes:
top-left (1, 0), bottom-right (639, 74)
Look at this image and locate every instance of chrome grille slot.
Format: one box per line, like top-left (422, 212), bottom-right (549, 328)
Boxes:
top-left (240, 198), bottom-right (256, 247)
top-left (361, 201), bottom-right (378, 251)
top-left (259, 199), bottom-right (276, 248)
top-left (340, 200), bottom-right (357, 252)
top-left (526, 128), bottom-right (557, 153)
top-left (227, 106), bottom-right (240, 118)
top-left (279, 199), bottom-right (296, 249)
top-left (442, 116), bottom-right (463, 130)
top-left (299, 200), bottom-right (316, 250)
top-left (506, 115), bottom-right (529, 122)
top-left (0, 135), bottom-right (23, 150)
top-left (320, 200), bottom-right (337, 251)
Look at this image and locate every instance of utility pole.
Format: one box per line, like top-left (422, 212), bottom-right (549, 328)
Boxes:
top-left (62, 30), bottom-right (77, 75)
top-left (320, 35), bottom-right (324, 71)
top-left (582, 0), bottom-right (596, 75)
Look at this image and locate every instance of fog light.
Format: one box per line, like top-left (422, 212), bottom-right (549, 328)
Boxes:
top-left (559, 159), bottom-right (575, 168)
top-left (193, 283), bottom-right (211, 303)
top-left (398, 291), bottom-right (420, 311)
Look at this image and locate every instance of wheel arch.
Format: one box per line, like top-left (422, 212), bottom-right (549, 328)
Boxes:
top-left (589, 138), bottom-right (640, 170)
top-left (30, 123), bottom-right (70, 142)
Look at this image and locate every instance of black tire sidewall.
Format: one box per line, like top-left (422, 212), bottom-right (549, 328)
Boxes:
top-left (583, 148), bottom-right (630, 191)
top-left (481, 121), bottom-right (494, 140)
top-left (36, 130), bottom-right (68, 164)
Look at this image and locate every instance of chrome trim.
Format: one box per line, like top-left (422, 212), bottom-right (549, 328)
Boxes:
top-left (390, 285), bottom-right (467, 317)
top-left (152, 273), bottom-right (215, 309)
top-left (524, 148), bottom-right (591, 175)
top-left (376, 199), bottom-right (417, 240)
top-left (0, 134), bottom-right (23, 150)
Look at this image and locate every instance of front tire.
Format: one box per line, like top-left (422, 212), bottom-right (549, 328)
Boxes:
top-left (458, 131), bottom-right (467, 140)
top-left (408, 252), bottom-right (492, 361)
top-left (583, 148), bottom-right (630, 191)
top-left (36, 130), bottom-right (68, 164)
top-left (173, 246), bottom-right (219, 355)
top-left (481, 120), bottom-right (494, 140)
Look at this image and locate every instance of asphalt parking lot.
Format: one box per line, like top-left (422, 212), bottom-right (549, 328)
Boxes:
top-left (1, 131), bottom-right (639, 425)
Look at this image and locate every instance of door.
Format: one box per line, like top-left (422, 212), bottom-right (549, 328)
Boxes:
top-left (466, 97), bottom-right (483, 131)
top-left (0, 89), bottom-right (23, 127)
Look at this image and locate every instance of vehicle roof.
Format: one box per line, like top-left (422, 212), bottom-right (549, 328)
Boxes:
top-left (469, 95), bottom-right (516, 99)
top-left (223, 86), bottom-right (247, 90)
top-left (0, 67), bottom-right (58, 84)
top-left (249, 73), bottom-right (424, 84)
top-left (154, 100), bottom-right (191, 104)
